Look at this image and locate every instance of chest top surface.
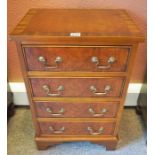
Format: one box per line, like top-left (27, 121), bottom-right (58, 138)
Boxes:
top-left (10, 9), bottom-right (144, 42)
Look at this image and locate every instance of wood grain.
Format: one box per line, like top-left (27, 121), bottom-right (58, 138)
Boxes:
top-left (35, 101), bottom-right (119, 118)
top-left (30, 77), bottom-right (125, 97)
top-left (38, 121), bottom-right (115, 136)
top-left (8, 1), bottom-right (146, 82)
top-left (10, 9), bottom-right (144, 150)
top-left (10, 9), bottom-right (143, 39)
top-left (24, 46), bottom-right (130, 72)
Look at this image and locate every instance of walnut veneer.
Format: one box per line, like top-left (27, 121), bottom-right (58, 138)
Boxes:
top-left (10, 9), bottom-right (144, 150)
top-left (24, 46), bottom-right (130, 72)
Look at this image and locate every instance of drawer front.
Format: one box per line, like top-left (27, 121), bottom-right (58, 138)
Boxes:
top-left (39, 121), bottom-right (115, 136)
top-left (35, 102), bottom-right (119, 118)
top-left (24, 46), bottom-right (130, 72)
top-left (30, 77), bottom-right (125, 97)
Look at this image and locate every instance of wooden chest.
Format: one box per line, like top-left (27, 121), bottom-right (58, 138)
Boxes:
top-left (10, 9), bottom-right (144, 150)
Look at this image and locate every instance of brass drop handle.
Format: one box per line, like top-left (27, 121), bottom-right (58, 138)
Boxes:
top-left (42, 85), bottom-right (64, 97)
top-left (46, 107), bottom-right (65, 116)
top-left (90, 85), bottom-right (111, 96)
top-left (38, 56), bottom-right (62, 69)
top-left (91, 56), bottom-right (116, 69)
top-left (87, 126), bottom-right (104, 135)
top-left (88, 108), bottom-right (107, 117)
top-left (49, 126), bottom-right (65, 134)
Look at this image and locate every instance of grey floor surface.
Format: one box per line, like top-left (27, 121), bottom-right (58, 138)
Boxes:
top-left (8, 108), bottom-right (146, 155)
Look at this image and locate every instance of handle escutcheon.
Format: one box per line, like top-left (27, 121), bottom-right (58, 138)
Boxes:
top-left (87, 126), bottom-right (104, 135)
top-left (91, 56), bottom-right (116, 69)
top-left (49, 126), bottom-right (65, 134)
top-left (90, 85), bottom-right (111, 96)
top-left (88, 107), bottom-right (107, 117)
top-left (46, 107), bottom-right (65, 116)
top-left (38, 56), bottom-right (62, 69)
top-left (42, 85), bottom-right (64, 97)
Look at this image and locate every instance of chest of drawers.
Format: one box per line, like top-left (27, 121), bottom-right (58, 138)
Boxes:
top-left (10, 9), bottom-right (144, 150)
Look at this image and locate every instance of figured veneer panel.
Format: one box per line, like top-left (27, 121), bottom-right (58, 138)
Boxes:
top-left (23, 46), bottom-right (130, 72)
top-left (10, 9), bottom-right (142, 38)
top-left (39, 121), bottom-right (115, 136)
top-left (30, 77), bottom-right (125, 97)
top-left (35, 102), bottom-right (119, 118)
top-left (10, 9), bottom-right (144, 150)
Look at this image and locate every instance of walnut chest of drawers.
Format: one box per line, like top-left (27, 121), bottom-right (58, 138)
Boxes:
top-left (10, 9), bottom-right (144, 150)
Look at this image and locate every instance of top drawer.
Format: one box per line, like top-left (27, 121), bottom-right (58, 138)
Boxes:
top-left (23, 46), bottom-right (130, 72)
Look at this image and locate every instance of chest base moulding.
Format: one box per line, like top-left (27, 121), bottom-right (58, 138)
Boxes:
top-left (10, 9), bottom-right (144, 150)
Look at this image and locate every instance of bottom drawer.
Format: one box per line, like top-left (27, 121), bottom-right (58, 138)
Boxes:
top-left (38, 121), bottom-right (115, 136)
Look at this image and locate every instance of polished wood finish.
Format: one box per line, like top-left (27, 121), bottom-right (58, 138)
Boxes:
top-left (30, 77), bottom-right (125, 97)
top-left (35, 101), bottom-right (119, 118)
top-left (10, 9), bottom-right (144, 42)
top-left (39, 121), bottom-right (115, 136)
top-left (23, 46), bottom-right (130, 72)
top-left (35, 135), bottom-right (118, 150)
top-left (10, 9), bottom-right (144, 150)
